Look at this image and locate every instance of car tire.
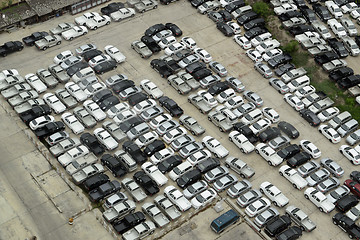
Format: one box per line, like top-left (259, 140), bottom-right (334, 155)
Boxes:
top-left (18, 47), bottom-right (23, 51)
top-left (319, 207), bottom-right (323, 212)
top-left (214, 153), bottom-right (218, 158)
top-left (208, 117), bottom-right (211, 121)
top-left (42, 47), bottom-right (47, 51)
top-left (191, 131), bottom-right (196, 135)
top-left (219, 127), bottom-right (224, 132)
top-left (199, 109), bottom-right (203, 114)
top-left (225, 163), bottom-right (230, 168)
top-left (268, 161), bottom-right (272, 166)
top-left (106, 21), bottom-right (110, 25)
top-left (255, 149), bottom-right (259, 154)
top-left (279, 172), bottom-right (283, 176)
top-left (57, 41), bottom-right (61, 45)
top-left (293, 184), bottom-right (297, 189)
top-left (304, 194), bottom-right (309, 199)
top-left (273, 202), bottom-right (278, 207)
top-left (349, 234), bottom-right (354, 239)
top-left (70, 37), bottom-right (74, 41)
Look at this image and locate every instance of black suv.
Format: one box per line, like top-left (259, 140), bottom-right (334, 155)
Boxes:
top-left (277, 144), bottom-right (301, 159)
top-left (264, 215), bottom-right (291, 237)
top-left (274, 63), bottom-right (295, 77)
top-left (158, 155), bottom-right (182, 173)
top-left (233, 122), bottom-right (259, 143)
top-left (243, 18), bottom-right (265, 31)
top-left (113, 212), bottom-right (146, 234)
top-left (327, 38), bottom-right (348, 58)
top-left (313, 3), bottom-right (332, 21)
top-left (244, 26), bottom-right (268, 40)
top-left (150, 59), bottom-right (174, 78)
top-left (101, 2), bottom-right (125, 15)
top-left (89, 180), bottom-right (121, 202)
top-left (289, 25), bottom-right (314, 36)
top-left (192, 68), bottom-right (212, 80)
top-left (259, 127), bottom-right (281, 143)
top-left (159, 96), bottom-right (184, 117)
top-left (278, 10), bottom-right (303, 21)
top-left (122, 141), bottom-right (147, 164)
top-left (237, 11), bottom-right (258, 25)
top-left (83, 173), bottom-right (110, 191)
top-left (315, 52), bottom-right (339, 65)
top-left (82, 49), bottom-right (103, 62)
top-left (333, 213), bottom-right (360, 239)
top-left (276, 226), bottom-right (302, 240)
top-left (141, 36), bottom-right (161, 53)
top-left (144, 140), bottom-right (166, 156)
top-left (133, 171), bottom-right (159, 196)
top-left (338, 75), bottom-right (360, 89)
top-left (35, 121), bottom-right (65, 138)
top-left (287, 152), bottom-right (311, 168)
top-left (80, 132), bottom-right (105, 155)
top-left (299, 109), bottom-right (321, 127)
top-left (329, 67), bottom-right (354, 82)
top-left (300, 7), bottom-right (316, 22)
top-left (216, 22), bottom-right (234, 37)
top-left (101, 154), bottom-right (127, 177)
top-left (267, 53), bottom-right (292, 69)
top-left (20, 104), bottom-right (51, 124)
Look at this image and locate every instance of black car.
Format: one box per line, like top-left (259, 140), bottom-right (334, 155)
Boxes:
top-left (288, 25), bottom-right (314, 36)
top-left (287, 152), bottom-right (311, 168)
top-left (140, 36), bottom-right (161, 53)
top-left (20, 104), bottom-right (51, 124)
top-left (191, 0), bottom-right (210, 8)
top-left (122, 141), bottom-right (147, 164)
top-left (224, 0), bottom-right (245, 12)
top-left (101, 154), bottom-right (127, 177)
top-left (329, 67), bottom-right (354, 82)
top-left (113, 212), bottom-right (146, 234)
top-left (336, 195), bottom-right (359, 212)
top-left (100, 2), bottom-right (125, 15)
top-left (197, 157), bottom-right (220, 173)
top-left (82, 49), bottom-right (103, 62)
top-left (327, 38), bottom-right (348, 58)
top-left (172, 49), bottom-right (192, 62)
top-left (158, 155), bottom-right (182, 173)
top-left (338, 75), bottom-right (360, 89)
top-left (93, 60), bottom-right (117, 74)
top-left (208, 81), bottom-right (229, 96)
top-left (278, 10), bottom-right (303, 21)
top-left (276, 226), bottom-right (302, 240)
top-left (274, 63), bottom-right (296, 77)
top-left (278, 121), bottom-right (299, 139)
top-left (83, 173), bottom-right (110, 191)
top-left (192, 68), bottom-right (212, 80)
top-left (119, 117), bottom-right (144, 133)
top-left (99, 95), bottom-right (120, 111)
top-left (233, 122), bottom-right (259, 143)
top-left (293, 0), bottom-right (306, 7)
top-left (66, 62), bottom-right (89, 77)
top-left (162, 57), bottom-right (181, 73)
top-left (244, 26), bottom-right (268, 40)
top-left (264, 215), bottom-right (292, 237)
top-left (177, 169), bottom-right (202, 189)
top-left (355, 36), bottom-right (360, 48)
top-left (258, 127), bottom-right (281, 143)
top-left (160, 0), bottom-right (177, 4)
top-left (80, 132), bottom-right (105, 155)
top-left (112, 80), bottom-right (135, 94)
top-left (144, 140), bottom-right (166, 156)
top-left (267, 53), bottom-right (292, 69)
top-left (216, 22), bottom-right (234, 37)
top-left (185, 61), bottom-right (206, 74)
top-left (22, 31), bottom-right (49, 46)
top-left (277, 144), bottom-right (301, 159)
top-left (243, 17), bottom-right (265, 31)
top-left (0, 41), bottom-right (24, 57)
top-left (133, 171), bottom-right (159, 196)
top-left (165, 22), bottom-right (182, 36)
top-left (159, 96), bottom-right (184, 117)
top-left (313, 3), bottom-right (332, 21)
top-left (236, 11), bottom-right (258, 25)
top-left (218, 10), bottom-right (233, 22)
top-left (89, 180), bottom-right (121, 202)
top-left (128, 92), bottom-right (148, 106)
top-left (299, 109), bottom-right (321, 127)
top-left (144, 23), bottom-right (166, 37)
top-left (300, 7), bottom-right (316, 22)
top-left (92, 89), bottom-right (113, 103)
top-left (351, 171), bottom-right (360, 183)
top-left (333, 213), bottom-right (360, 239)
top-left (314, 51), bottom-right (339, 65)
top-left (35, 121), bottom-right (65, 138)
top-left (150, 59), bottom-right (174, 78)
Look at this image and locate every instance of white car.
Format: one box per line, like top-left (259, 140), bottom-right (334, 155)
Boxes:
top-left (140, 79), bottom-right (163, 99)
top-left (158, 36), bottom-right (177, 49)
top-left (325, 0), bottom-right (343, 18)
top-left (233, 35), bottom-right (251, 49)
top-left (57, 145), bottom-right (89, 167)
top-left (74, 12), bottom-right (100, 26)
top-left (178, 55), bottom-right (200, 68)
top-left (262, 107), bottom-right (280, 123)
top-left (61, 112), bottom-right (84, 135)
top-left (84, 82), bottom-right (106, 97)
top-left (300, 140), bottom-right (321, 158)
top-left (186, 149), bottom-right (211, 166)
top-left (149, 114), bottom-right (172, 129)
top-left (318, 125), bottom-right (341, 143)
top-left (164, 186), bottom-right (191, 212)
top-left (43, 93), bottom-right (66, 114)
top-left (24, 73), bottom-right (47, 94)
top-left (60, 56), bottom-right (83, 70)
top-left (85, 15), bottom-right (111, 30)
top-left (283, 93), bottom-right (304, 111)
top-left (346, 202), bottom-right (360, 221)
top-left (197, 90), bottom-right (218, 108)
top-left (202, 135), bottom-right (229, 158)
top-left (262, 48), bottom-right (283, 62)
top-left (104, 45), bottom-right (125, 64)
top-left (194, 47), bottom-right (212, 63)
top-left (216, 88), bottom-right (236, 103)
top-left (61, 26), bottom-right (88, 41)
top-left (279, 165), bottom-right (308, 190)
top-left (152, 30), bottom-right (172, 42)
top-left (163, 127), bottom-right (187, 144)
top-left (142, 162), bottom-right (168, 186)
top-left (110, 7), bottom-right (135, 21)
top-left (164, 42), bottom-right (186, 56)
top-left (106, 102), bottom-right (130, 118)
top-left (246, 49), bottom-right (262, 62)
top-left (134, 131), bottom-right (159, 148)
top-left (53, 50), bottom-right (73, 64)
top-left (181, 36), bottom-right (197, 50)
top-left (304, 187), bottom-right (335, 213)
top-left (351, 9), bottom-right (360, 19)
top-left (245, 197), bottom-right (271, 217)
top-left (255, 39), bottom-right (281, 54)
top-left (341, 17), bottom-right (357, 36)
top-left (134, 99), bottom-right (157, 114)
top-left (224, 95), bottom-right (244, 109)
top-left (94, 128), bottom-right (118, 150)
top-left (250, 32), bottom-right (272, 47)
top-left (255, 143), bottom-right (284, 166)
top-left (341, 2), bottom-right (359, 13)
top-left (249, 118), bottom-right (272, 135)
top-left (327, 19), bottom-right (347, 38)
top-left (65, 82), bottom-right (87, 102)
top-left (150, 147), bottom-right (175, 165)
top-left (191, 188), bottom-right (217, 209)
top-left (260, 181), bottom-right (289, 207)
top-left (229, 131), bottom-right (255, 154)
top-left (29, 115), bottom-right (55, 130)
top-left (113, 109), bottom-right (137, 124)
top-left (339, 145), bottom-right (360, 165)
top-left (88, 54), bottom-right (111, 68)
top-left (83, 100), bottom-right (106, 121)
top-left (274, 3), bottom-right (297, 15)
top-left (227, 22), bottom-right (241, 34)
top-left (294, 85), bottom-right (316, 99)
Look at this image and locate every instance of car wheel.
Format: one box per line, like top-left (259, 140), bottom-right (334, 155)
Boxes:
top-left (199, 109), bottom-right (203, 114)
top-left (319, 129), bottom-right (322, 133)
top-left (106, 21), bottom-right (110, 25)
top-left (240, 148), bottom-right (245, 153)
top-left (69, 37), bottom-right (74, 41)
top-left (293, 184), bottom-right (297, 189)
top-left (349, 234), bottom-right (354, 239)
top-left (255, 149), bottom-right (259, 154)
top-left (304, 194), bottom-right (309, 199)
top-left (18, 47), bottom-right (23, 51)
top-left (225, 163), bottom-right (230, 168)
top-left (2, 53), bottom-right (6, 57)
top-left (273, 202), bottom-right (278, 207)
top-left (42, 46), bottom-right (47, 51)
top-left (214, 153), bottom-right (218, 158)
top-left (219, 127), bottom-right (224, 132)
top-left (279, 172), bottom-right (283, 176)
top-left (260, 189), bottom-right (264, 194)
top-left (57, 41), bottom-right (61, 45)
top-left (268, 161), bottom-right (272, 166)
top-left (141, 10), bottom-right (145, 13)
top-left (310, 122), bottom-right (313, 126)
top-left (191, 131), bottom-right (196, 135)
top-left (329, 139), bottom-right (332, 143)
top-left (319, 207), bottom-right (323, 212)
top-left (240, 174), bottom-right (245, 178)
top-left (208, 117), bottom-right (211, 121)
top-left (170, 113), bottom-right (174, 117)
top-left (339, 150), bottom-right (343, 154)
top-left (83, 32), bottom-right (87, 35)
top-left (300, 226), bottom-right (305, 231)
top-left (333, 220), bottom-right (338, 225)
top-left (150, 230), bottom-right (155, 235)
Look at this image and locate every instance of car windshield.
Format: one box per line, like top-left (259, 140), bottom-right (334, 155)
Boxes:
top-left (249, 205), bottom-right (256, 212)
top-left (173, 167), bottom-right (181, 175)
top-left (196, 194), bottom-right (205, 203)
top-left (257, 214), bottom-right (266, 222)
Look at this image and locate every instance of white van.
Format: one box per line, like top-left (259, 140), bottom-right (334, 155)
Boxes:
top-left (287, 75), bottom-right (310, 92)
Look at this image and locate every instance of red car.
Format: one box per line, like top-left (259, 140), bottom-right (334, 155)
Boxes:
top-left (344, 179), bottom-right (360, 198)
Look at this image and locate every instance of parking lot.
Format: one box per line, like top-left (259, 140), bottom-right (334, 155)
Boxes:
top-left (1, 0), bottom-right (360, 239)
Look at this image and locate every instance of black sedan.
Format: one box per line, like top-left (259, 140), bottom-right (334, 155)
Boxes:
top-left (150, 59), bottom-right (174, 78)
top-left (158, 155), bottom-right (182, 173)
top-left (299, 109), bottom-right (321, 127)
top-left (140, 36), bottom-right (161, 53)
top-left (216, 22), bottom-right (234, 37)
top-left (166, 22), bottom-right (182, 36)
top-left (101, 154), bottom-right (127, 177)
top-left (133, 171), bottom-right (159, 196)
top-left (159, 96), bottom-right (184, 117)
top-left (177, 169), bottom-right (202, 189)
top-left (101, 2), bottom-right (125, 15)
top-left (93, 60), bottom-right (117, 75)
top-left (80, 132), bottom-right (105, 155)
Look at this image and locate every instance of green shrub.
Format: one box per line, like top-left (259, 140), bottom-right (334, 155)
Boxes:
top-left (282, 40), bottom-right (299, 53)
top-left (252, 2), bottom-right (272, 19)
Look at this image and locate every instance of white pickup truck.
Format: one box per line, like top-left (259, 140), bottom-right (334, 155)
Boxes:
top-left (281, 67), bottom-right (307, 83)
top-left (142, 202), bottom-right (170, 228)
top-left (260, 181), bottom-right (289, 207)
top-left (225, 156), bottom-right (255, 179)
top-left (65, 152), bottom-right (98, 175)
top-left (286, 205), bottom-right (317, 232)
top-left (188, 93), bottom-right (213, 114)
top-left (72, 163), bottom-right (104, 184)
top-left (49, 137), bottom-right (80, 157)
top-left (154, 194), bottom-right (181, 221)
top-left (255, 143), bottom-right (284, 166)
top-left (308, 97), bottom-right (334, 114)
top-left (103, 199), bottom-right (136, 222)
top-left (304, 187), bottom-right (335, 213)
top-left (228, 130), bottom-right (255, 154)
top-left (141, 162), bottom-right (168, 186)
top-left (279, 165), bottom-right (308, 190)
top-left (121, 178), bottom-right (147, 202)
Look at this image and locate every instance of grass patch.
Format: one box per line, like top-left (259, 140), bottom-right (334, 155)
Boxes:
top-left (290, 50), bottom-right (309, 67)
top-left (0, 2), bottom-right (24, 13)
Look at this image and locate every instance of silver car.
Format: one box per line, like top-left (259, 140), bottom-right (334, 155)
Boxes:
top-left (236, 189), bottom-right (262, 207)
top-left (178, 142), bottom-right (203, 158)
top-left (204, 166), bottom-right (229, 183)
top-left (170, 134), bottom-right (195, 151)
top-left (320, 158), bottom-right (344, 178)
top-left (209, 61), bottom-right (228, 77)
top-left (183, 180), bottom-right (208, 199)
top-left (227, 180), bottom-right (252, 198)
top-left (243, 90), bottom-right (263, 107)
top-left (254, 207), bottom-right (279, 228)
top-left (269, 78), bottom-right (290, 94)
top-left (213, 174), bottom-right (238, 192)
top-left (326, 185), bottom-right (350, 204)
top-left (156, 120), bottom-right (180, 136)
top-left (316, 177), bottom-right (340, 193)
top-left (297, 160), bottom-right (320, 178)
top-left (306, 169), bottom-right (330, 187)
top-left (268, 135), bottom-right (290, 150)
top-left (254, 62), bottom-right (273, 79)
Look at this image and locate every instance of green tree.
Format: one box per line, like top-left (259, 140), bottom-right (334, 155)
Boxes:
top-left (252, 1), bottom-right (272, 19)
top-left (282, 40), bottom-right (299, 53)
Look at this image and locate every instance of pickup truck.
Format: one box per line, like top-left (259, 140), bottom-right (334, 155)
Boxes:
top-left (55, 89), bottom-right (77, 109)
top-left (65, 152), bottom-right (98, 175)
top-left (295, 31), bottom-right (320, 43)
top-left (14, 98), bottom-right (45, 114)
top-left (281, 67), bottom-right (307, 83)
top-left (0, 41), bottom-right (23, 57)
top-left (134, 0), bottom-right (158, 13)
top-left (1, 83), bottom-right (31, 99)
top-left (142, 202), bottom-right (170, 228)
top-left (167, 75), bottom-right (191, 95)
top-left (308, 97), bottom-right (334, 114)
top-left (8, 90), bottom-right (38, 107)
top-left (48, 64), bottom-right (70, 83)
top-left (255, 143), bottom-right (284, 166)
top-left (37, 69), bottom-right (58, 88)
top-left (228, 130), bottom-right (255, 154)
top-left (103, 199), bottom-right (136, 222)
top-left (61, 26), bottom-right (88, 41)
top-left (72, 163), bottom-right (104, 184)
top-left (19, 104), bottom-right (51, 124)
top-left (260, 181), bottom-right (289, 207)
top-left (308, 44), bottom-right (332, 56)
top-left (304, 187), bottom-right (335, 213)
top-left (188, 93), bottom-right (213, 114)
top-left (122, 221), bottom-right (156, 240)
top-left (208, 110), bottom-right (233, 132)
top-left (122, 178), bottom-right (147, 202)
top-left (154, 194), bottom-right (181, 221)
top-left (225, 156), bottom-right (255, 179)
top-left (333, 213), bottom-right (360, 239)
top-left (75, 12), bottom-right (100, 25)
top-left (141, 162), bottom-right (168, 186)
top-left (89, 180), bottom-right (121, 202)
top-left (270, 0), bottom-right (291, 7)
top-left (35, 35), bottom-right (61, 50)
top-left (179, 115), bottom-right (205, 136)
top-left (49, 137), bottom-right (81, 157)
top-left (301, 37), bottom-right (326, 49)
top-left (103, 121), bottom-right (127, 142)
top-left (34, 121), bottom-right (65, 138)
top-left (302, 91), bottom-right (327, 108)
top-left (286, 205), bottom-right (317, 232)
top-left (279, 165), bottom-right (308, 190)
top-left (312, 20), bottom-right (332, 40)
top-left (0, 75), bottom-right (24, 91)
